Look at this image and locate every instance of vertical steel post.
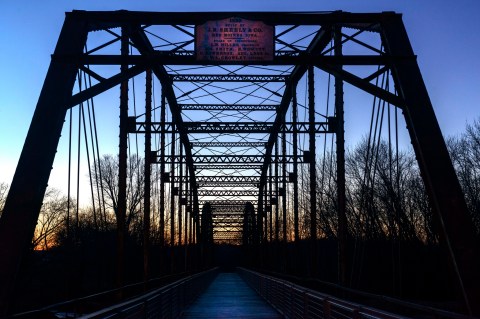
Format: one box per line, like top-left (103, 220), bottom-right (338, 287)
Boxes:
top-left (265, 183), bottom-right (269, 244)
top-left (269, 162), bottom-right (273, 242)
top-left (170, 129), bottom-right (175, 247)
top-left (185, 170), bottom-right (189, 245)
top-left (275, 140), bottom-right (280, 242)
top-left (0, 14), bottom-right (87, 316)
top-left (189, 173), bottom-right (193, 245)
top-left (184, 167), bottom-right (189, 270)
top-left (160, 89), bottom-right (166, 248)
top-left (143, 69), bottom-right (152, 284)
top-left (308, 66), bottom-right (317, 276)
top-left (179, 146), bottom-right (183, 247)
top-left (282, 124), bottom-right (287, 242)
top-left (292, 85), bottom-right (299, 243)
top-left (170, 125), bottom-right (176, 272)
top-left (282, 117), bottom-right (288, 272)
top-left (308, 67), bottom-right (317, 241)
top-left (117, 26), bottom-right (129, 291)
top-left (334, 26), bottom-right (348, 286)
top-left (257, 186), bottom-right (264, 248)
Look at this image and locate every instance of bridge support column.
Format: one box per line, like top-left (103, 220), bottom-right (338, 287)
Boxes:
top-left (0, 14), bottom-right (88, 316)
top-left (382, 15), bottom-right (480, 315)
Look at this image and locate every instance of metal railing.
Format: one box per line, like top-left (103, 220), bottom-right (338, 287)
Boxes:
top-left (238, 268), bottom-right (409, 319)
top-left (78, 267), bottom-right (218, 319)
top-left (9, 268), bottom-right (219, 319)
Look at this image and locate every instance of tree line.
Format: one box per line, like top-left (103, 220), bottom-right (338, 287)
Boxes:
top-left (0, 119), bottom-right (479, 250)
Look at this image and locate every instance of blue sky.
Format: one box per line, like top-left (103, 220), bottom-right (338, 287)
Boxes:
top-left (1, 0), bottom-right (479, 196)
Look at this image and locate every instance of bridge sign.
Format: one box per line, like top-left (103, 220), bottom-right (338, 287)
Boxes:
top-left (195, 17), bottom-right (274, 62)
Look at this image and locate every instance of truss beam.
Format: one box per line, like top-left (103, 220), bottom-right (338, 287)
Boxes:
top-left (163, 155), bottom-right (301, 164)
top-left (69, 10), bottom-right (397, 28)
top-left (195, 165), bottom-right (262, 170)
top-left (132, 121), bottom-right (333, 134)
top-left (180, 104), bottom-right (278, 111)
top-left (200, 200), bottom-right (257, 206)
top-left (56, 53), bottom-right (395, 66)
top-left (191, 142), bottom-right (266, 148)
top-left (191, 190), bottom-right (271, 197)
top-left (174, 176), bottom-right (286, 183)
top-left (171, 74), bottom-right (288, 82)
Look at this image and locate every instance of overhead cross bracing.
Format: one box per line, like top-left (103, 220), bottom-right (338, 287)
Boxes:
top-left (131, 121), bottom-right (333, 134)
top-left (179, 104), bottom-right (278, 111)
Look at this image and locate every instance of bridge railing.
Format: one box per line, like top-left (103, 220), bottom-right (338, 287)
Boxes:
top-left (238, 267), bottom-right (408, 319)
top-left (238, 268), bottom-right (477, 319)
top-left (72, 267), bottom-right (218, 319)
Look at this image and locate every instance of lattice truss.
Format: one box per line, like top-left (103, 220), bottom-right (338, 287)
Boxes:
top-left (65, 11), bottom-right (400, 243)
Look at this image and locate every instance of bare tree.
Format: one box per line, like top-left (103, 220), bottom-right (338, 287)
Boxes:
top-left (32, 188), bottom-right (69, 250)
top-left (0, 182), bottom-right (8, 218)
top-left (345, 138), bottom-right (429, 241)
top-left (448, 118), bottom-right (480, 234)
top-left (92, 154), bottom-right (145, 234)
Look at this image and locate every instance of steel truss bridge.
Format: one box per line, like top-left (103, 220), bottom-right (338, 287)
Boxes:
top-left (0, 10), bottom-right (479, 317)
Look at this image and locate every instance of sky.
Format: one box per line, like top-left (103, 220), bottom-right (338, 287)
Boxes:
top-left (0, 0), bottom-right (479, 201)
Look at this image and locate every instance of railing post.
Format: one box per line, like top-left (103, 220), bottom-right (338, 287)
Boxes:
top-left (323, 298), bottom-right (331, 319)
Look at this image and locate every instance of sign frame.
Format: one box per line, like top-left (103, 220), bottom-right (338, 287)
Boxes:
top-left (195, 17), bottom-right (275, 62)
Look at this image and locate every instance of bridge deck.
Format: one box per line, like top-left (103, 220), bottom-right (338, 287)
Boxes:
top-left (181, 272), bottom-right (283, 318)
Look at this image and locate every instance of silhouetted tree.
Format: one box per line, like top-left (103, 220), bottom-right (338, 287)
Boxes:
top-left (0, 182), bottom-right (8, 218)
top-left (32, 188), bottom-right (70, 250)
top-left (91, 154), bottom-right (145, 234)
top-left (448, 118), bottom-right (480, 234)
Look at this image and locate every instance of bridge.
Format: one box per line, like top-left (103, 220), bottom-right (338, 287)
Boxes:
top-left (0, 10), bottom-right (479, 318)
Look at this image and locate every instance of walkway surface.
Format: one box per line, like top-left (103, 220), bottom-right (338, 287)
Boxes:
top-left (181, 272), bottom-right (283, 318)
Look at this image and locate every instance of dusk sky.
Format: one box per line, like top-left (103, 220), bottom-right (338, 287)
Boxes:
top-left (1, 0), bottom-right (479, 200)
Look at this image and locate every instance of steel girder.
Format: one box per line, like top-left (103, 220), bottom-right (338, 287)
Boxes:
top-left (163, 155), bottom-right (301, 164)
top-left (212, 208), bottom-right (246, 214)
top-left (188, 190), bottom-right (272, 197)
top-left (180, 104), bottom-right (278, 111)
top-left (191, 142), bottom-right (266, 148)
top-left (174, 176), bottom-right (286, 183)
top-left (55, 53), bottom-right (394, 66)
top-left (66, 10), bottom-right (394, 27)
top-left (200, 200), bottom-right (260, 206)
top-left (195, 165), bottom-right (262, 170)
top-left (171, 74), bottom-right (288, 82)
top-left (132, 122), bottom-right (332, 134)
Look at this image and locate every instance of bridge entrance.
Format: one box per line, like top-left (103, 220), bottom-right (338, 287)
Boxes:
top-left (0, 10), bottom-right (478, 316)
